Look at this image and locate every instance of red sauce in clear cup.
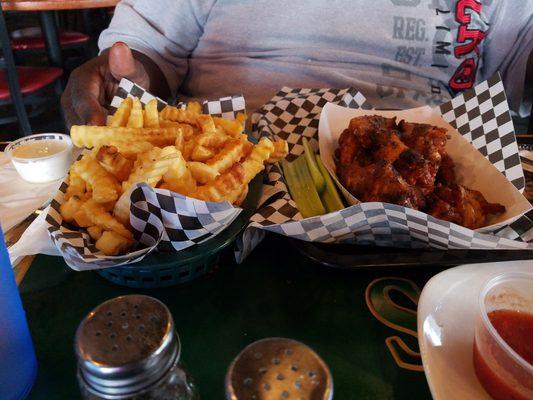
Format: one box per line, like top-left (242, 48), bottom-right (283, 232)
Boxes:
top-left (474, 310), bottom-right (533, 400)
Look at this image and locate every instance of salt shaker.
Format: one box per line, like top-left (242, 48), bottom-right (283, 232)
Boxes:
top-left (75, 295), bottom-right (197, 400)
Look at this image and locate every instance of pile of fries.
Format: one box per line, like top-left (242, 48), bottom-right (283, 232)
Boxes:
top-left (61, 97), bottom-right (288, 256)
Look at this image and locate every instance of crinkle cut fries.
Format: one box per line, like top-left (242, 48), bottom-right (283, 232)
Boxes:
top-left (64, 97), bottom-right (288, 255)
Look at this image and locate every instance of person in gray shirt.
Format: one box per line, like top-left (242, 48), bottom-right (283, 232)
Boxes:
top-left (61, 0), bottom-right (532, 127)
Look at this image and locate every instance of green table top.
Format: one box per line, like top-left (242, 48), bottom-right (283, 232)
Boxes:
top-left (21, 235), bottom-right (440, 399)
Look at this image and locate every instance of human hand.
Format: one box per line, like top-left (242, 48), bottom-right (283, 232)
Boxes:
top-left (61, 42), bottom-right (150, 128)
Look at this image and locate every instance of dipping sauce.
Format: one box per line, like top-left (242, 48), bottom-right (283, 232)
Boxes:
top-left (6, 134), bottom-right (73, 183)
top-left (489, 310), bottom-right (533, 364)
top-left (474, 310), bottom-right (533, 400)
top-left (11, 140), bottom-right (68, 159)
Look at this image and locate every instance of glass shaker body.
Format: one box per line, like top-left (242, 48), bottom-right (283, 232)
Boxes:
top-left (76, 295), bottom-right (198, 400)
top-left (78, 352), bottom-right (197, 400)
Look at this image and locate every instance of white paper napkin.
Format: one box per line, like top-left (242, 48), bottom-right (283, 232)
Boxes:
top-left (8, 207), bottom-right (60, 266)
top-left (0, 152), bottom-right (61, 232)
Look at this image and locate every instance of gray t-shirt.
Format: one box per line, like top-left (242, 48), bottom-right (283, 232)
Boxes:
top-left (99, 0), bottom-right (532, 115)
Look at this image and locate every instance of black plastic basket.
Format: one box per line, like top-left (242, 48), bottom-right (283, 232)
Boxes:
top-left (96, 174), bottom-right (262, 288)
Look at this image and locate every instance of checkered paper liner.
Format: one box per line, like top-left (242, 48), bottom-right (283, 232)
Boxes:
top-left (236, 73), bottom-right (533, 262)
top-left (498, 146), bottom-right (533, 242)
top-left (519, 146), bottom-right (533, 203)
top-left (109, 78), bottom-right (246, 119)
top-left (46, 79), bottom-right (246, 271)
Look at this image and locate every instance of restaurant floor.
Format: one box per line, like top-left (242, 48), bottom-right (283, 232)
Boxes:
top-left (21, 234), bottom-right (440, 399)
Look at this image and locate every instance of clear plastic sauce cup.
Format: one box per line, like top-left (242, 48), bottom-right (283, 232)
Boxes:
top-left (473, 272), bottom-right (533, 400)
top-left (5, 133), bottom-right (73, 183)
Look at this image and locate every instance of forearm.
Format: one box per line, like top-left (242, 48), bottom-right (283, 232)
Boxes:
top-left (98, 0), bottom-right (209, 99)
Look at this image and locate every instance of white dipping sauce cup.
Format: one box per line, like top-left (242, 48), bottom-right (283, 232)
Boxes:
top-left (5, 133), bottom-right (73, 183)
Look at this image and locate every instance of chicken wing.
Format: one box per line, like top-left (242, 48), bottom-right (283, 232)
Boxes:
top-left (372, 129), bottom-right (408, 163)
top-left (427, 183), bottom-right (506, 229)
top-left (398, 120), bottom-right (447, 163)
top-left (394, 149), bottom-right (438, 196)
top-left (337, 116), bottom-right (406, 166)
top-left (335, 116), bottom-right (505, 229)
top-left (436, 153), bottom-right (455, 184)
top-left (339, 160), bottom-right (424, 209)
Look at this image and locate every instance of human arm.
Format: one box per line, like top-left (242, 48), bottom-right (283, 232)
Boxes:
top-left (62, 0), bottom-right (216, 127)
top-left (61, 42), bottom-right (169, 128)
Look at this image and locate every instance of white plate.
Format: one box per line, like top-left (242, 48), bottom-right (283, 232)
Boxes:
top-left (417, 260), bottom-right (533, 400)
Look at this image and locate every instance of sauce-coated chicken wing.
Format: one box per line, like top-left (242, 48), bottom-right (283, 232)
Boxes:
top-left (335, 115), bottom-right (505, 229)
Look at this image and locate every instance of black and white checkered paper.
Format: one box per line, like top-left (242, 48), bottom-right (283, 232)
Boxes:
top-left (109, 78), bottom-right (246, 119)
top-left (236, 73), bottom-right (533, 262)
top-left (46, 79), bottom-right (245, 271)
top-left (439, 74), bottom-right (524, 191)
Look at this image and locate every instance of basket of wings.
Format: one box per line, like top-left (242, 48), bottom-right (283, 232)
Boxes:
top-left (236, 73), bottom-right (533, 261)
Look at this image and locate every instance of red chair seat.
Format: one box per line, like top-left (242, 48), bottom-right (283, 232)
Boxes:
top-left (11, 31), bottom-right (90, 51)
top-left (0, 66), bottom-right (63, 101)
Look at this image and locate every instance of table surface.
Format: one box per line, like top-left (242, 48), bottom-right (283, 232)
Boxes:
top-left (13, 140), bottom-right (533, 399)
top-left (1, 0), bottom-right (118, 11)
top-left (20, 235), bottom-right (441, 400)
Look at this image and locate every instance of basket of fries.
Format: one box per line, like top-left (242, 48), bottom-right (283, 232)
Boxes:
top-left (45, 80), bottom-right (287, 288)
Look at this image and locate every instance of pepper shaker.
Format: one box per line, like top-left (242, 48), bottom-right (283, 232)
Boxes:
top-left (226, 337), bottom-right (333, 400)
top-left (75, 295), bottom-right (197, 400)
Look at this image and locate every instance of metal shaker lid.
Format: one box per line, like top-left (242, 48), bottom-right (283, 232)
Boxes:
top-left (225, 337), bottom-right (333, 400)
top-left (75, 295), bottom-right (179, 399)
